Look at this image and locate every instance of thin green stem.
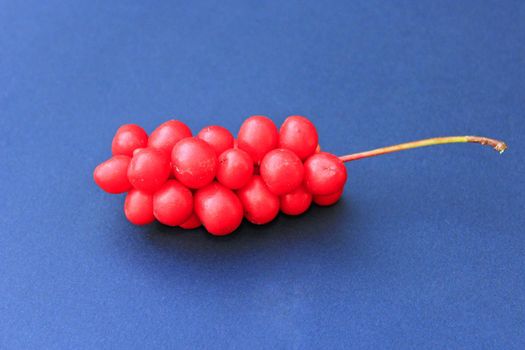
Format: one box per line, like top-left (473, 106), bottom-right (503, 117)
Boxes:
top-left (339, 136), bottom-right (507, 163)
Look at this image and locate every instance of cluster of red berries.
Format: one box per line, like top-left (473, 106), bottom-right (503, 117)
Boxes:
top-left (94, 116), bottom-right (347, 235)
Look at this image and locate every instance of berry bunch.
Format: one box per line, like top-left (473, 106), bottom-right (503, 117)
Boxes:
top-left (94, 116), bottom-right (507, 236)
top-left (94, 116), bottom-right (347, 235)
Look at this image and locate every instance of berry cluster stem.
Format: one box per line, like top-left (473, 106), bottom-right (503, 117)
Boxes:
top-left (338, 136), bottom-right (507, 163)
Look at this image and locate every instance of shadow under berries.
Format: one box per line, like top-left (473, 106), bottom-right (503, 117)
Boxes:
top-left (135, 196), bottom-right (361, 260)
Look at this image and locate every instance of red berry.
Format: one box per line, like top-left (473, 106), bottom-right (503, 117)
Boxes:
top-left (216, 148), bottom-right (254, 189)
top-left (194, 182), bottom-right (243, 235)
top-left (127, 148), bottom-right (171, 192)
top-left (304, 152), bottom-right (347, 195)
top-left (313, 189), bottom-right (344, 206)
top-left (280, 185), bottom-right (312, 216)
top-left (148, 120), bottom-right (192, 155)
top-left (153, 180), bottom-right (193, 226)
top-left (124, 189), bottom-right (154, 225)
top-left (93, 155), bottom-right (132, 194)
top-left (279, 116), bottom-right (318, 160)
top-left (180, 212), bottom-right (202, 229)
top-left (111, 124), bottom-right (148, 157)
top-left (237, 176), bottom-right (280, 225)
top-left (260, 149), bottom-right (304, 195)
top-left (237, 115), bottom-right (279, 164)
top-left (315, 144), bottom-right (321, 153)
top-left (171, 137), bottom-right (218, 189)
top-left (197, 126), bottom-right (234, 156)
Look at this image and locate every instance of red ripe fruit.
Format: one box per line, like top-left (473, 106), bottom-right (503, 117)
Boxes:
top-left (148, 120), bottom-right (192, 155)
top-left (237, 176), bottom-right (280, 225)
top-left (279, 116), bottom-right (319, 160)
top-left (237, 115), bottom-right (279, 164)
top-left (194, 182), bottom-right (243, 235)
top-left (93, 155), bottom-right (132, 194)
top-left (111, 124), bottom-right (148, 157)
top-left (313, 189), bottom-right (344, 206)
top-left (180, 212), bottom-right (202, 229)
top-left (216, 148), bottom-right (254, 189)
top-left (171, 137), bottom-right (218, 189)
top-left (260, 149), bottom-right (304, 195)
top-left (124, 190), bottom-right (155, 225)
top-left (153, 180), bottom-right (193, 226)
top-left (280, 185), bottom-right (312, 216)
top-left (127, 148), bottom-right (171, 192)
top-left (304, 152), bottom-right (347, 195)
top-left (197, 126), bottom-right (234, 156)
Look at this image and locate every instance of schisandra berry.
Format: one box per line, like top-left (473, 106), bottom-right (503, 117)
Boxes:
top-left (171, 137), bottom-right (218, 189)
top-left (304, 152), bottom-right (347, 195)
top-left (280, 185), bottom-right (312, 216)
top-left (237, 116), bottom-right (279, 164)
top-left (94, 155), bottom-right (132, 194)
top-left (127, 148), bottom-right (171, 192)
top-left (313, 189), bottom-right (344, 206)
top-left (194, 182), bottom-right (243, 235)
top-left (111, 124), bottom-right (148, 157)
top-left (279, 116), bottom-right (318, 160)
top-left (96, 118), bottom-right (508, 236)
top-left (216, 148), bottom-right (254, 189)
top-left (148, 120), bottom-right (192, 155)
top-left (197, 126), bottom-right (234, 156)
top-left (236, 176), bottom-right (280, 225)
top-left (180, 212), bottom-right (202, 229)
top-left (124, 189), bottom-right (155, 225)
top-left (153, 180), bottom-right (193, 226)
top-left (260, 148), bottom-right (304, 195)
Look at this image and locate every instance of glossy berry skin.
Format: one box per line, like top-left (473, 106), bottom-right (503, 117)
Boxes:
top-left (124, 189), bottom-right (155, 225)
top-left (237, 176), bottom-right (280, 225)
top-left (197, 126), bottom-right (234, 156)
top-left (279, 116), bottom-right (318, 160)
top-left (313, 189), bottom-right (344, 206)
top-left (280, 185), bottom-right (312, 216)
top-left (127, 148), bottom-right (171, 192)
top-left (180, 212), bottom-right (202, 229)
top-left (153, 180), bottom-right (193, 226)
top-left (237, 115), bottom-right (279, 164)
top-left (94, 155), bottom-right (132, 194)
top-left (148, 120), bottom-right (192, 155)
top-left (111, 124), bottom-right (148, 157)
top-left (260, 149), bottom-right (304, 195)
top-left (216, 148), bottom-right (254, 189)
top-left (132, 148), bottom-right (144, 157)
top-left (171, 138), bottom-right (218, 189)
top-left (194, 182), bottom-right (243, 235)
top-left (304, 152), bottom-right (347, 195)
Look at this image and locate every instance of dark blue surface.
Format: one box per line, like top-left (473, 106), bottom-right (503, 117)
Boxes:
top-left (1, 1), bottom-right (524, 348)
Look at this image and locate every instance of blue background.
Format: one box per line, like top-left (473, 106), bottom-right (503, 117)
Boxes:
top-left (1, 1), bottom-right (524, 348)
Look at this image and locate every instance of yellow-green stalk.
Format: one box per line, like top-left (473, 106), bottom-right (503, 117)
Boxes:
top-left (339, 136), bottom-right (507, 163)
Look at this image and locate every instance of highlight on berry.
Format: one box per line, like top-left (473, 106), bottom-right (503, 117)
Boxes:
top-left (94, 115), bottom-right (507, 236)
